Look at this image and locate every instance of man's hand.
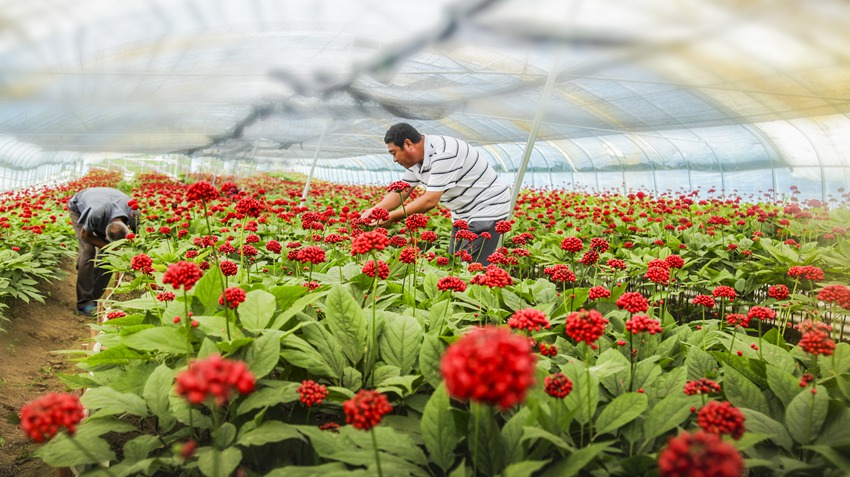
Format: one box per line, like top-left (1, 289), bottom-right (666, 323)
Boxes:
top-left (359, 207), bottom-right (378, 226)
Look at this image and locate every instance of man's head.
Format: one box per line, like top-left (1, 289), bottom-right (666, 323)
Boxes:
top-left (105, 219), bottom-right (131, 242)
top-left (385, 123), bottom-right (424, 169)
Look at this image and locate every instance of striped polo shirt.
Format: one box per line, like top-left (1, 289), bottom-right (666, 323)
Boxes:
top-left (401, 135), bottom-right (512, 222)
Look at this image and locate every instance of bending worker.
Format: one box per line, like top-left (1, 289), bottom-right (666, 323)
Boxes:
top-left (68, 187), bottom-right (138, 316)
top-left (360, 123), bottom-right (512, 265)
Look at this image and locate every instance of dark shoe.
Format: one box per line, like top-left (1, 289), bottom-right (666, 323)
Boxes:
top-left (76, 303), bottom-right (97, 317)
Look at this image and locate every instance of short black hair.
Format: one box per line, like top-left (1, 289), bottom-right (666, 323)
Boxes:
top-left (384, 123), bottom-right (422, 147)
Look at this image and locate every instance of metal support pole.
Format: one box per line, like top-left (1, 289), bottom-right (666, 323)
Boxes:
top-left (301, 118), bottom-right (331, 204)
top-left (507, 52), bottom-right (562, 217)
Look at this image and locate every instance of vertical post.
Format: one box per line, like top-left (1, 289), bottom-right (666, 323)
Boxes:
top-left (507, 52), bottom-right (562, 217)
top-left (301, 118), bottom-right (331, 205)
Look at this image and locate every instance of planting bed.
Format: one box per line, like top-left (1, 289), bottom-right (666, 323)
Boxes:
top-left (1, 170), bottom-right (849, 476)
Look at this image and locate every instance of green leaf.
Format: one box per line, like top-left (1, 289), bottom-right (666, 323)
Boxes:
top-left (740, 409), bottom-right (794, 450)
top-left (539, 442), bottom-right (612, 477)
top-left (427, 299), bottom-right (450, 335)
top-left (35, 434), bottom-right (115, 467)
top-left (686, 346), bottom-right (718, 380)
top-left (82, 344), bottom-right (145, 366)
top-left (238, 289), bottom-right (277, 331)
top-left (281, 334), bottom-right (339, 379)
top-left (244, 330), bottom-right (281, 379)
top-left (81, 386), bottom-right (149, 417)
top-left (420, 384), bottom-right (460, 473)
top-left (143, 364), bottom-right (176, 431)
top-left (502, 407), bottom-right (530, 463)
top-left (264, 463), bottom-right (350, 477)
top-left (380, 313), bottom-right (423, 375)
top-left (564, 365), bottom-right (598, 426)
top-left (598, 349), bottom-right (631, 396)
top-left (213, 422), bottom-right (237, 447)
top-left (643, 393), bottom-right (699, 441)
top-left (594, 392), bottom-right (648, 437)
top-left (57, 373), bottom-right (99, 390)
top-left (821, 342), bottom-right (850, 378)
top-left (192, 266), bottom-right (224, 314)
top-left (723, 365), bottom-right (770, 415)
top-left (520, 427), bottom-right (572, 451)
top-left (236, 381), bottom-right (299, 415)
top-left (765, 364), bottom-right (802, 407)
top-left (815, 402), bottom-right (850, 446)
top-left (198, 447), bottom-right (242, 477)
top-left (469, 403), bottom-right (506, 477)
top-left (324, 284), bottom-right (368, 365)
top-left (786, 385), bottom-right (829, 445)
top-left (270, 289), bottom-right (328, 330)
top-left (238, 420), bottom-right (305, 446)
top-left (301, 320), bottom-right (347, 379)
top-left (120, 326), bottom-right (187, 355)
top-left (123, 435), bottom-right (161, 463)
top-left (803, 446), bottom-right (850, 474)
top-left (501, 288), bottom-right (525, 312)
top-left (419, 334), bottom-right (445, 388)
top-left (503, 460), bottom-right (550, 477)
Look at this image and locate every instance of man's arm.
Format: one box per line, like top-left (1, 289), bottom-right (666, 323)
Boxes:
top-left (382, 190), bottom-right (443, 225)
top-left (360, 188), bottom-right (415, 222)
top-left (81, 228), bottom-right (109, 249)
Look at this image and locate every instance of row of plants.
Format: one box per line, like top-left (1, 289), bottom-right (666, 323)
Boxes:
top-left (8, 170), bottom-right (850, 476)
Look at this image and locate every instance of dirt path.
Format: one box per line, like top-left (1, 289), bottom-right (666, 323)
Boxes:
top-left (0, 260), bottom-right (91, 477)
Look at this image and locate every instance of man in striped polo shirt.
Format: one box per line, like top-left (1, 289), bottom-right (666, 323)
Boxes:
top-left (360, 123), bottom-right (512, 265)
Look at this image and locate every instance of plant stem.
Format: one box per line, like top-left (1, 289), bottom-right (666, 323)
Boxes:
top-left (371, 428), bottom-right (384, 477)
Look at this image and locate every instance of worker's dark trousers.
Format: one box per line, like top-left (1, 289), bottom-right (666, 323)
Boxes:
top-left (448, 219), bottom-right (502, 266)
top-left (69, 210), bottom-right (112, 310)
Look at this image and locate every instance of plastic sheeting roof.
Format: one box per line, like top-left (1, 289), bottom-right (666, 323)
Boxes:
top-left (2, 0), bottom-right (850, 182)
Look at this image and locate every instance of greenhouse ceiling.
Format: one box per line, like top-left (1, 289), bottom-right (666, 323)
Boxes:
top-left (2, 0), bottom-right (850, 183)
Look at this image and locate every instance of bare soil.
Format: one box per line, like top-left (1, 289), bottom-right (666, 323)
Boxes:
top-left (0, 260), bottom-right (91, 477)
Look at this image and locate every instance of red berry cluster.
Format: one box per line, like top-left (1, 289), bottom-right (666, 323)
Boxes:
top-left (452, 220), bottom-right (469, 230)
top-left (156, 291), bottom-right (176, 302)
top-left (799, 373), bottom-right (814, 388)
top-left (387, 181), bottom-right (411, 192)
top-left (712, 286), bottom-right (737, 300)
top-left (818, 284), bottom-right (850, 310)
top-left (508, 308), bottom-right (551, 332)
top-left (796, 320), bottom-right (835, 356)
top-left (768, 284), bottom-right (790, 300)
top-left (435, 256), bottom-right (449, 266)
top-left (691, 294), bottom-right (715, 308)
top-left (220, 260), bottom-right (238, 276)
top-left (265, 240), bottom-right (282, 253)
top-left (399, 246), bottom-right (419, 264)
top-left (590, 237), bottom-right (609, 253)
top-left (645, 266), bottom-right (671, 286)
top-left (20, 393), bottom-right (86, 443)
top-left (787, 265), bottom-right (824, 281)
top-left (455, 229), bottom-right (479, 242)
top-left (297, 380), bottom-right (328, 407)
top-left (297, 246), bottom-right (326, 264)
top-left (245, 233), bottom-right (260, 243)
top-left (368, 207), bottom-right (390, 222)
top-left (495, 220), bottom-right (512, 234)
top-left (389, 235), bottom-right (407, 247)
top-left (131, 254), bottom-right (154, 274)
top-left (665, 254), bottom-right (685, 269)
top-left (565, 309), bottom-right (609, 349)
top-left (106, 311), bottom-right (126, 320)
top-left (238, 244), bottom-right (259, 257)
top-left (186, 180), bottom-right (221, 202)
top-left (683, 378), bottom-right (721, 396)
top-left (404, 213), bottom-right (428, 231)
top-left (351, 231), bottom-right (390, 255)
top-left (437, 276), bottom-right (467, 293)
top-left (487, 252), bottom-right (508, 265)
top-left (578, 250), bottom-right (600, 265)
top-left (441, 326), bottom-right (536, 409)
top-left (162, 261), bottom-right (204, 291)
top-left (625, 314), bottom-right (662, 335)
top-left (362, 259), bottom-right (390, 279)
top-left (658, 431), bottom-right (743, 477)
top-left (235, 197), bottom-right (264, 217)
top-left (588, 286), bottom-right (610, 301)
top-left (697, 400), bottom-right (746, 439)
top-left (544, 372), bottom-right (573, 398)
top-left (219, 287), bottom-right (247, 309)
top-left (560, 236), bottom-right (583, 253)
top-left (538, 342), bottom-right (558, 357)
top-left (219, 242), bottom-right (237, 255)
top-left (606, 258), bottom-right (627, 270)
top-left (725, 313), bottom-right (750, 328)
top-left (175, 354), bottom-right (256, 405)
top-left (470, 265), bottom-right (514, 288)
top-left (343, 390), bottom-right (393, 430)
top-left (543, 264), bottom-right (576, 283)
top-left (747, 306), bottom-right (775, 321)
top-left (420, 231), bottom-right (438, 243)
top-left (617, 292), bottom-right (649, 314)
